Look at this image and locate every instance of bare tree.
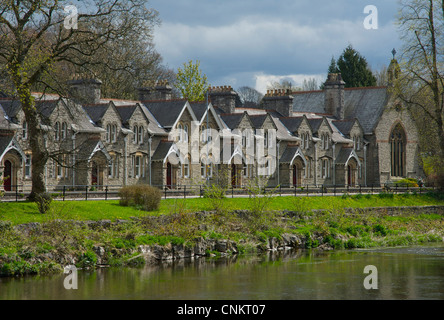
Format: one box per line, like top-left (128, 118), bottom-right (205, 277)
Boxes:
top-left (0, 0), bottom-right (160, 199)
top-left (237, 86), bottom-right (264, 105)
top-left (396, 0), bottom-right (444, 187)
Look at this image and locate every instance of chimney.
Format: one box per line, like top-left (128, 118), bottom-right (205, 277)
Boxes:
top-left (138, 80), bottom-right (172, 101)
top-left (324, 73), bottom-right (345, 120)
top-left (208, 86), bottom-right (238, 114)
top-left (261, 89), bottom-right (294, 117)
top-left (67, 75), bottom-right (102, 105)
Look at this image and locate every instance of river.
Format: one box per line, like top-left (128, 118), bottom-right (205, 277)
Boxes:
top-left (1, 244), bottom-right (444, 300)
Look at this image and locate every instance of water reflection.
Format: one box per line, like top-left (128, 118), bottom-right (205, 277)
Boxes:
top-left (1, 245), bottom-right (444, 300)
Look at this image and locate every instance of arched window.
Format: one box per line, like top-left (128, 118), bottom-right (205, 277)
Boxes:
top-left (390, 124), bottom-right (406, 177)
top-left (133, 125), bottom-right (138, 144)
top-left (54, 122), bottom-right (60, 141)
top-left (106, 124), bottom-right (111, 142)
top-left (178, 124), bottom-right (183, 142)
top-left (184, 124), bottom-right (189, 142)
top-left (112, 124), bottom-right (117, 142)
top-left (22, 121), bottom-right (28, 140)
top-left (138, 125), bottom-right (144, 144)
top-left (61, 122), bottom-right (67, 140)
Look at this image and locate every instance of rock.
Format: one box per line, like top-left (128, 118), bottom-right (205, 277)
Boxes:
top-left (216, 240), bottom-right (228, 252)
top-left (153, 244), bottom-right (173, 260)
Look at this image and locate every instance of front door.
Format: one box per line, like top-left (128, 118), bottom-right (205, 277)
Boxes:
top-left (231, 164), bottom-right (237, 187)
top-left (166, 162), bottom-right (172, 189)
top-left (293, 165), bottom-right (297, 186)
top-left (347, 165), bottom-right (355, 186)
top-left (92, 162), bottom-right (98, 186)
top-left (3, 160), bottom-right (12, 191)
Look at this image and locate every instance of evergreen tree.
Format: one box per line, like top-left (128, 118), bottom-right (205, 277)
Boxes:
top-left (335, 45), bottom-right (377, 88)
top-left (327, 56), bottom-right (339, 74)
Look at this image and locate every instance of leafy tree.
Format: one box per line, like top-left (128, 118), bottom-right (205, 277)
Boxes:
top-left (0, 0), bottom-right (159, 200)
top-left (395, 0), bottom-right (444, 189)
top-left (175, 60), bottom-right (209, 101)
top-left (334, 45), bottom-right (377, 88)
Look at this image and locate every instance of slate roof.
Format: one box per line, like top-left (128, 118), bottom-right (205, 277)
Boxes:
top-left (280, 145), bottom-right (301, 164)
top-left (115, 105), bottom-right (137, 126)
top-left (0, 100), bottom-right (22, 123)
top-left (279, 117), bottom-right (304, 134)
top-left (332, 119), bottom-right (355, 138)
top-left (335, 147), bottom-right (355, 165)
top-left (292, 87), bottom-right (389, 134)
top-left (249, 114), bottom-right (267, 129)
top-left (82, 104), bottom-right (109, 124)
top-left (219, 113), bottom-right (246, 130)
top-left (189, 102), bottom-right (208, 122)
top-left (307, 118), bottom-right (323, 134)
top-left (152, 141), bottom-right (174, 162)
top-left (144, 100), bottom-right (188, 128)
top-left (0, 135), bottom-right (14, 157)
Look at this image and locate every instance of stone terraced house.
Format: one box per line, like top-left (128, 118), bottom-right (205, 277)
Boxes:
top-left (0, 56), bottom-right (423, 192)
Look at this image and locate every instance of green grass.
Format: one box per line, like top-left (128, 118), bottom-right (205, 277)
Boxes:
top-left (0, 193), bottom-right (443, 225)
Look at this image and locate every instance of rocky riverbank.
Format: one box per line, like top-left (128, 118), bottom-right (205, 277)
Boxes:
top-left (1, 205), bottom-right (444, 277)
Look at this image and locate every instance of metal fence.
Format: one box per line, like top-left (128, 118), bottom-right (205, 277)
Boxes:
top-left (0, 182), bottom-right (437, 202)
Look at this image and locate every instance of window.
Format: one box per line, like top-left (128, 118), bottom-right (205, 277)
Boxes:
top-left (243, 163), bottom-right (248, 177)
top-left (61, 122), bottom-right (67, 140)
top-left (54, 122), bottom-right (60, 141)
top-left (184, 124), bottom-right (189, 143)
top-left (22, 121), bottom-right (28, 140)
top-left (183, 157), bottom-right (190, 178)
top-left (138, 126), bottom-right (143, 144)
top-left (305, 133), bottom-right (309, 150)
top-left (322, 134), bottom-right (329, 150)
top-left (264, 131), bottom-right (268, 148)
top-left (25, 154), bottom-right (32, 178)
top-left (112, 124), bottom-right (117, 143)
top-left (390, 124), bottom-right (406, 177)
top-left (133, 126), bottom-right (138, 144)
top-left (108, 155), bottom-right (119, 178)
top-left (135, 156), bottom-right (141, 177)
top-left (322, 159), bottom-right (330, 178)
top-left (201, 161), bottom-right (206, 177)
top-left (178, 124), bottom-right (183, 142)
top-left (106, 124), bottom-right (111, 142)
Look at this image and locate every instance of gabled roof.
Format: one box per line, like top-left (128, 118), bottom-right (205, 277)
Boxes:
top-left (0, 100), bottom-right (22, 123)
top-left (279, 117), bottom-right (304, 133)
top-left (336, 147), bottom-right (361, 166)
top-left (280, 145), bottom-right (307, 166)
top-left (249, 114), bottom-right (268, 128)
top-left (332, 119), bottom-right (356, 138)
top-left (145, 100), bottom-right (190, 129)
top-left (219, 113), bottom-right (246, 130)
top-left (0, 135), bottom-right (26, 161)
top-left (82, 104), bottom-right (110, 124)
top-left (115, 104), bottom-right (137, 125)
top-left (292, 87), bottom-right (389, 134)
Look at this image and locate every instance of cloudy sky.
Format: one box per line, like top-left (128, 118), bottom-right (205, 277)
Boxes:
top-left (149, 0), bottom-right (403, 93)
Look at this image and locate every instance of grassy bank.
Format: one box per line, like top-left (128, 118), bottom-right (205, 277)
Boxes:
top-left (1, 192), bottom-right (443, 225)
top-left (0, 192), bottom-right (443, 277)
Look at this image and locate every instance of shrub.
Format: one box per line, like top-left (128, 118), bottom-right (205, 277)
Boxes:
top-left (35, 193), bottom-right (53, 214)
top-left (394, 178), bottom-right (419, 188)
top-left (118, 185), bottom-right (161, 211)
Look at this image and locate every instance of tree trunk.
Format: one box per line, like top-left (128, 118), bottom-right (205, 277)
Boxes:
top-left (18, 86), bottom-right (49, 200)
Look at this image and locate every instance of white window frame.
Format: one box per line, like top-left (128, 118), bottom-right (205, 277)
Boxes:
top-left (54, 122), bottom-right (60, 141)
top-left (25, 154), bottom-right (32, 179)
top-left (22, 121), bottom-right (28, 140)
